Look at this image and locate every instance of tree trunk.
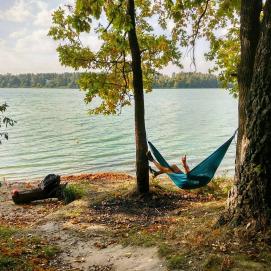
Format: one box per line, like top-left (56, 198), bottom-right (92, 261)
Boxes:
top-left (227, 0), bottom-right (271, 228)
top-left (227, 0), bottom-right (262, 217)
top-left (127, 0), bottom-right (149, 194)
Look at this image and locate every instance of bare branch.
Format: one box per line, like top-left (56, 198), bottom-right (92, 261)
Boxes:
top-left (190, 0), bottom-right (210, 70)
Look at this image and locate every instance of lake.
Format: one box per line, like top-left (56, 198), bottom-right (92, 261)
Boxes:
top-left (0, 88), bottom-right (238, 181)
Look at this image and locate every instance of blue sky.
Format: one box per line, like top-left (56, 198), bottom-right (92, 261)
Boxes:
top-left (0, 0), bottom-right (213, 75)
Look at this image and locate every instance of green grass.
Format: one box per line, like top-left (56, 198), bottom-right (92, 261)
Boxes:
top-left (202, 254), bottom-right (224, 271)
top-left (167, 254), bottom-right (186, 270)
top-left (63, 184), bottom-right (87, 204)
top-left (0, 225), bottom-right (59, 271)
top-left (43, 245), bottom-right (60, 258)
top-left (158, 243), bottom-right (175, 258)
top-left (0, 226), bottom-right (18, 239)
top-left (121, 229), bottom-right (158, 247)
top-left (195, 176), bottom-right (233, 199)
top-left (0, 255), bottom-right (17, 270)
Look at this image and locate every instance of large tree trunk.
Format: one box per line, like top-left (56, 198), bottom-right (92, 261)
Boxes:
top-left (127, 0), bottom-right (149, 194)
top-left (227, 0), bottom-right (262, 218)
top-left (227, 0), bottom-right (271, 228)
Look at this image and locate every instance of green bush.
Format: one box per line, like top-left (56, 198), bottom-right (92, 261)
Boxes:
top-left (62, 184), bottom-right (86, 204)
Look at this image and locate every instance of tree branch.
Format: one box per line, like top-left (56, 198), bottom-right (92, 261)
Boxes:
top-left (190, 0), bottom-right (210, 70)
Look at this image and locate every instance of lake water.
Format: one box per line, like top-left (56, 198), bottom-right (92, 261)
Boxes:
top-left (0, 88), bottom-right (238, 181)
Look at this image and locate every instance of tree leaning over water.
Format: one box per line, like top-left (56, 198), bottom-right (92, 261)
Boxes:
top-left (49, 0), bottom-right (181, 194)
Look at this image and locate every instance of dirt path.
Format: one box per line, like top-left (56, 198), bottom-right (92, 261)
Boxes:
top-left (38, 220), bottom-right (166, 271)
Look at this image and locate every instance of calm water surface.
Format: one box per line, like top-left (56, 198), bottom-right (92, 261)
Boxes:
top-left (0, 88), bottom-right (238, 181)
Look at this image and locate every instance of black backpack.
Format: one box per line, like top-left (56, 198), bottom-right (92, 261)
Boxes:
top-left (40, 174), bottom-right (60, 193)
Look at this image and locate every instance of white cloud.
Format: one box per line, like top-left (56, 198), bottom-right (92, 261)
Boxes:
top-left (0, 0), bottom-right (32, 23)
top-left (33, 9), bottom-right (53, 28)
top-left (0, 37), bottom-right (69, 74)
top-left (80, 33), bottom-right (103, 52)
top-left (33, 2), bottom-right (54, 29)
top-left (9, 28), bottom-right (28, 39)
top-left (166, 19), bottom-right (175, 32)
top-left (15, 29), bottom-right (55, 53)
top-left (0, 0), bottom-right (213, 74)
top-left (161, 38), bottom-right (213, 75)
top-left (34, 0), bottom-right (48, 10)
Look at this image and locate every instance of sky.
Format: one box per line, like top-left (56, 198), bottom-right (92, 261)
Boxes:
top-left (0, 0), bottom-right (213, 75)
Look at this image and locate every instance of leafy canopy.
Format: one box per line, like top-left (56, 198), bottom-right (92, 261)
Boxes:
top-left (49, 0), bottom-right (181, 114)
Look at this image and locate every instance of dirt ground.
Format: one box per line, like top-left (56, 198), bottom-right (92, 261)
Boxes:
top-left (0, 173), bottom-right (167, 271)
top-left (1, 173), bottom-right (271, 271)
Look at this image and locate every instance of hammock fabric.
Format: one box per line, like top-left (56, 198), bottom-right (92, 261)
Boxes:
top-left (148, 131), bottom-right (237, 189)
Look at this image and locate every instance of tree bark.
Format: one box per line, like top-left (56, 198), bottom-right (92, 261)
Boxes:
top-left (227, 0), bottom-right (271, 228)
top-left (12, 184), bottom-right (66, 204)
top-left (227, 0), bottom-right (262, 216)
top-left (127, 0), bottom-right (149, 193)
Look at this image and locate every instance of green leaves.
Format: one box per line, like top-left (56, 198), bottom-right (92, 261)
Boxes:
top-left (56, 45), bottom-right (95, 70)
top-left (76, 0), bottom-right (105, 19)
top-left (0, 103), bottom-right (16, 144)
top-left (49, 0), bottom-right (181, 115)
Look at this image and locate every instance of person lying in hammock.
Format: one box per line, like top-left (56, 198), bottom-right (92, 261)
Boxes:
top-left (146, 151), bottom-right (190, 177)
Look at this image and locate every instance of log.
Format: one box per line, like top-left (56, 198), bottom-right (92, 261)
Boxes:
top-left (12, 183), bottom-right (67, 204)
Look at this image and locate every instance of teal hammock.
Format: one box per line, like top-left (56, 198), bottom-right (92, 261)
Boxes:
top-left (148, 131), bottom-right (237, 189)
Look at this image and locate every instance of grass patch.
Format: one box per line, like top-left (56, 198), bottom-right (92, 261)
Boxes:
top-left (0, 255), bottom-right (17, 270)
top-left (158, 243), bottom-right (175, 258)
top-left (202, 254), bottom-right (224, 271)
top-left (259, 251), bottom-right (271, 264)
top-left (0, 225), bottom-right (59, 271)
top-left (167, 254), bottom-right (186, 270)
top-left (0, 225), bottom-right (18, 239)
top-left (63, 184), bottom-right (87, 204)
top-left (43, 245), bottom-right (60, 258)
top-left (196, 176), bottom-right (233, 199)
top-left (121, 229), bottom-right (158, 247)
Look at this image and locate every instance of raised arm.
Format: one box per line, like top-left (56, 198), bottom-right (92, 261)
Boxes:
top-left (181, 155), bottom-right (190, 174)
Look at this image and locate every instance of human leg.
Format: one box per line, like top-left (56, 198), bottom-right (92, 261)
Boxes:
top-left (169, 164), bottom-right (183, 173)
top-left (146, 151), bottom-right (182, 174)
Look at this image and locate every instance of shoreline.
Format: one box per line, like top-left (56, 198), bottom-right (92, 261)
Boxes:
top-left (0, 171), bottom-right (136, 184)
top-left (0, 169), bottom-right (235, 184)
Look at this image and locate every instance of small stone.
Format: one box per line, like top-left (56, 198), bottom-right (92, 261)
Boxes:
top-left (124, 252), bottom-right (132, 258)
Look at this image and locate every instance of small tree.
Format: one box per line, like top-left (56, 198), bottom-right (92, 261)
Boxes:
top-left (0, 103), bottom-right (15, 144)
top-left (49, 0), bottom-right (181, 194)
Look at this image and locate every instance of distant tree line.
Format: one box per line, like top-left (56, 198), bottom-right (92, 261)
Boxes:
top-left (0, 73), bottom-right (80, 89)
top-left (0, 72), bottom-right (219, 89)
top-left (153, 72), bottom-right (219, 88)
